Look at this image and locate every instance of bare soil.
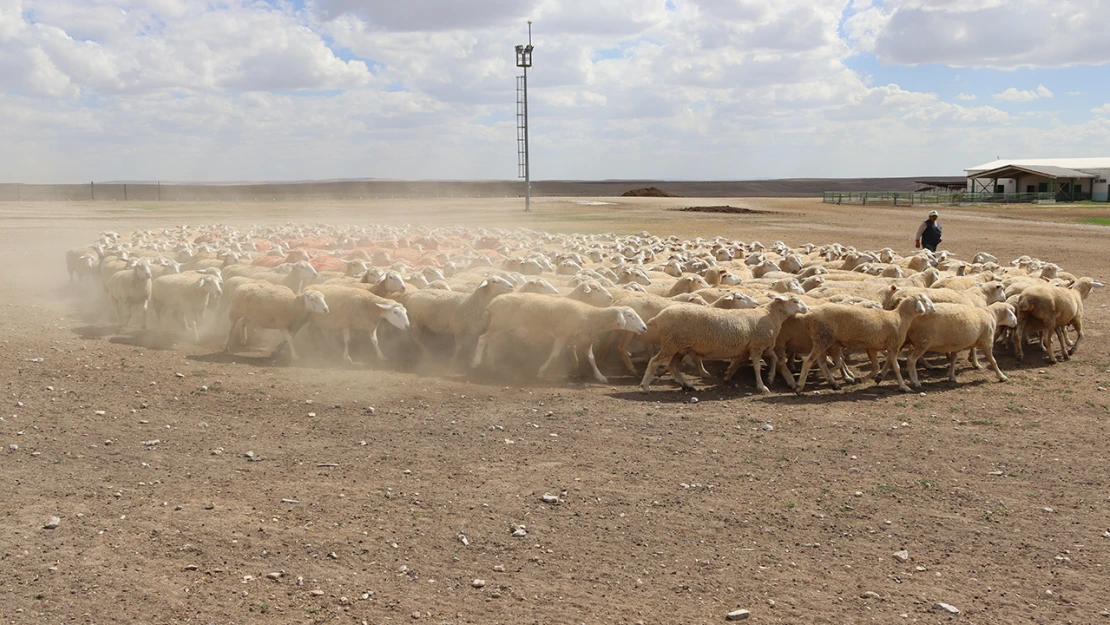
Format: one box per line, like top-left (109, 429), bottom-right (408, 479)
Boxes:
top-left (671, 206), bottom-right (767, 214)
top-left (2, 197), bottom-right (1109, 624)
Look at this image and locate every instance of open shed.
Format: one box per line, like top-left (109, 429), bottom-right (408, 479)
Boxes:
top-left (966, 158), bottom-right (1110, 202)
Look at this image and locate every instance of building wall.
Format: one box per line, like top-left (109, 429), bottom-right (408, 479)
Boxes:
top-left (966, 168), bottom-right (1110, 200)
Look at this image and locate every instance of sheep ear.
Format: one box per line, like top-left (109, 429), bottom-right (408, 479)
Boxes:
top-left (477, 279), bottom-right (489, 288)
top-left (582, 284), bottom-right (592, 293)
top-left (614, 310), bottom-right (629, 330)
top-left (375, 303), bottom-right (392, 310)
top-left (1093, 281), bottom-right (1105, 288)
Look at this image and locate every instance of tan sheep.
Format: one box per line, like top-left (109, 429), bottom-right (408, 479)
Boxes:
top-left (640, 293), bottom-right (809, 394)
top-left (1014, 277), bottom-right (1103, 363)
top-left (796, 293), bottom-right (936, 393)
top-left (303, 284), bottom-right (410, 364)
top-left (403, 276), bottom-right (516, 365)
top-left (151, 272), bottom-right (223, 341)
top-left (225, 282), bottom-right (330, 361)
top-left (106, 260), bottom-right (153, 330)
top-left (903, 302), bottom-right (1016, 387)
top-left (472, 293), bottom-right (647, 384)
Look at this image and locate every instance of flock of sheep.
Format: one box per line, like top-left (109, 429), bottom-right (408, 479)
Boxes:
top-left (65, 223), bottom-right (1102, 394)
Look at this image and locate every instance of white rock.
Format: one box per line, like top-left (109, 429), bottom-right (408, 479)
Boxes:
top-left (43, 516), bottom-right (61, 529)
top-left (934, 602), bottom-right (959, 614)
top-left (892, 550), bottom-right (909, 563)
top-left (512, 528), bottom-right (527, 537)
top-left (471, 579), bottom-right (486, 588)
top-left (267, 572), bottom-right (282, 580)
top-left (762, 423), bottom-right (774, 431)
top-left (726, 608), bottom-right (751, 620)
top-left (541, 493), bottom-right (560, 504)
top-left (861, 591), bottom-right (881, 600)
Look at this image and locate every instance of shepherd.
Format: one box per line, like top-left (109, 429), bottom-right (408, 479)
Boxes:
top-left (914, 209), bottom-right (942, 253)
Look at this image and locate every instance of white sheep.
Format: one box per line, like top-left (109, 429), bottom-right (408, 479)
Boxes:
top-left (106, 260), bottom-right (153, 330)
top-left (1014, 276), bottom-right (1103, 363)
top-left (796, 293), bottom-right (936, 393)
top-left (902, 302), bottom-right (1016, 387)
top-left (225, 282), bottom-right (330, 361)
top-left (65, 247), bottom-right (101, 282)
top-left (403, 276), bottom-right (516, 365)
top-left (472, 293), bottom-right (647, 384)
top-left (151, 272), bottom-right (223, 341)
top-left (640, 293), bottom-right (809, 394)
top-left (303, 284), bottom-right (410, 364)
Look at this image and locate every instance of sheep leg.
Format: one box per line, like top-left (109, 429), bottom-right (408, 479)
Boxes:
top-left (833, 349), bottom-right (857, 383)
top-left (617, 331), bottom-right (638, 375)
top-left (537, 337), bottom-right (568, 380)
top-left (946, 351), bottom-right (959, 383)
top-left (280, 328), bottom-right (299, 361)
top-left (341, 328), bottom-right (354, 365)
top-left (1013, 320), bottom-right (1026, 363)
top-left (968, 347), bottom-right (983, 369)
top-left (723, 357), bottom-right (744, 381)
top-left (369, 325), bottom-right (386, 362)
top-left (409, 323), bottom-right (432, 357)
top-left (1054, 326), bottom-right (1070, 361)
top-left (640, 350), bottom-right (671, 392)
top-left (224, 318), bottom-right (242, 352)
top-left (471, 331), bottom-right (492, 369)
top-left (751, 353), bottom-right (770, 394)
top-left (1041, 327), bottom-right (1058, 363)
top-left (983, 341), bottom-right (1008, 382)
top-left (1067, 319), bottom-right (1082, 355)
top-left (906, 347), bottom-right (925, 388)
top-left (667, 353), bottom-right (696, 391)
top-left (773, 349), bottom-right (798, 390)
top-left (885, 348), bottom-right (912, 392)
top-left (865, 349), bottom-right (883, 381)
top-left (814, 350), bottom-right (839, 389)
top-left (584, 343), bottom-right (607, 384)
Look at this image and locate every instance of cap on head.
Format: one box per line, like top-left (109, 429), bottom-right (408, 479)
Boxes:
top-left (928, 210), bottom-right (939, 218)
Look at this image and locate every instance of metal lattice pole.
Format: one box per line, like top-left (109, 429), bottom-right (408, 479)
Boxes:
top-left (515, 22), bottom-right (534, 212)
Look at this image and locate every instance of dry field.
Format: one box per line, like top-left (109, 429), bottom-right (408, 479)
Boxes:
top-left (2, 197), bottom-right (1109, 625)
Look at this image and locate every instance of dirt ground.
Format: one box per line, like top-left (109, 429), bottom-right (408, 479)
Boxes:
top-left (2, 197), bottom-right (1109, 625)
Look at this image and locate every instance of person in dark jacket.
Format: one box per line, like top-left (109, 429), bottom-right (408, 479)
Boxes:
top-left (914, 210), bottom-right (942, 252)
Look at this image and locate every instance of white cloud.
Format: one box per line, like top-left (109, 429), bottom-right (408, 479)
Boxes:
top-left (843, 0), bottom-right (1110, 69)
top-left (1093, 104), bottom-right (1110, 116)
top-left (993, 84), bottom-right (1053, 102)
top-left (0, 0), bottom-right (1105, 184)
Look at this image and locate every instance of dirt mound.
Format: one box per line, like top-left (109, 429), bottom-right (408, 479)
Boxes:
top-left (621, 186), bottom-right (676, 197)
top-left (671, 205), bottom-right (765, 214)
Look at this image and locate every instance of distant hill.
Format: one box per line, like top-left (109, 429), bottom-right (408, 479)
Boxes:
top-left (0, 176), bottom-right (965, 202)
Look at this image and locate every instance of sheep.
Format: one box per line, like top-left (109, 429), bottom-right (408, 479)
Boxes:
top-left (1014, 277), bottom-right (1103, 363)
top-left (886, 282), bottom-right (1005, 310)
top-left (640, 293), bottom-right (809, 394)
top-left (150, 272), bottom-right (223, 341)
top-left (903, 302), bottom-right (1016, 387)
top-left (517, 278), bottom-right (561, 295)
top-left (796, 293), bottom-right (936, 393)
top-left (254, 260), bottom-right (318, 293)
top-left (224, 282), bottom-right (330, 361)
top-left (106, 261), bottom-right (153, 330)
top-left (361, 270), bottom-right (407, 297)
top-left (66, 247), bottom-right (101, 282)
top-left (403, 276), bottom-right (516, 365)
top-left (472, 293), bottom-right (648, 384)
top-left (303, 284), bottom-right (410, 364)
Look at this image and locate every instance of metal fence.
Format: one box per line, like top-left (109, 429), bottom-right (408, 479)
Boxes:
top-left (822, 191), bottom-right (1070, 205)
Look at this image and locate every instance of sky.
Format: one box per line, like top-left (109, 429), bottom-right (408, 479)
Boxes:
top-left (2, 0), bottom-right (1109, 183)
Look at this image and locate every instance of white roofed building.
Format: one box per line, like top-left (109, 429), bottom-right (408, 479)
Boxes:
top-left (966, 157), bottom-right (1110, 202)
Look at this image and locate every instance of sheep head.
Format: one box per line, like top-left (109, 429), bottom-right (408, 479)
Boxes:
top-left (377, 303), bottom-right (410, 331)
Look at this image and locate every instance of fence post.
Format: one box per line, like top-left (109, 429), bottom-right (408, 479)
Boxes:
top-left (90, 181), bottom-right (94, 201)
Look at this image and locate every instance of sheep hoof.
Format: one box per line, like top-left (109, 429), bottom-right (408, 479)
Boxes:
top-left (639, 385), bottom-right (651, 394)
top-left (594, 376), bottom-right (609, 385)
top-left (998, 375), bottom-right (1009, 382)
top-left (680, 384), bottom-right (696, 392)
